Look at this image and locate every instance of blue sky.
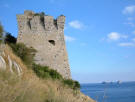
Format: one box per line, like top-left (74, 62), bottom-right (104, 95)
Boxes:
top-left (0, 0), bottom-right (135, 83)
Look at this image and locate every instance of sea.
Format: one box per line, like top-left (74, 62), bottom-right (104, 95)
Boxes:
top-left (81, 81), bottom-right (135, 102)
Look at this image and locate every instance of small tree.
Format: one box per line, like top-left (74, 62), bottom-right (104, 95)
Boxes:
top-left (0, 23), bottom-right (3, 38)
top-left (5, 32), bottom-right (17, 44)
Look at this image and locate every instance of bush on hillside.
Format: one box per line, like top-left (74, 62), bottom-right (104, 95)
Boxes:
top-left (32, 64), bottom-right (80, 90)
top-left (63, 79), bottom-right (80, 90)
top-left (32, 64), bottom-right (63, 80)
top-left (10, 43), bottom-right (36, 67)
top-left (5, 32), bottom-right (17, 44)
top-left (74, 80), bottom-right (81, 89)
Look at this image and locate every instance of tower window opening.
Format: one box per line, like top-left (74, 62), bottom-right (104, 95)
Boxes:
top-left (48, 40), bottom-right (55, 46)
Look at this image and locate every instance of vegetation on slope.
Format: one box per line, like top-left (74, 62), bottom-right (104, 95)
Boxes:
top-left (0, 23), bottom-right (94, 102)
top-left (32, 63), bottom-right (63, 80)
top-left (0, 44), bottom-right (94, 102)
top-left (0, 69), bottom-right (74, 102)
top-left (32, 63), bottom-right (80, 90)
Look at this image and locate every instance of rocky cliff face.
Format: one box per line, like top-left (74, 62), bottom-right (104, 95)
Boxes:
top-left (0, 44), bottom-right (23, 75)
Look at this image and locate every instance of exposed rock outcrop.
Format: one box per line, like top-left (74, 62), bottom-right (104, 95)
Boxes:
top-left (0, 44), bottom-right (23, 75)
top-left (0, 56), bottom-right (6, 70)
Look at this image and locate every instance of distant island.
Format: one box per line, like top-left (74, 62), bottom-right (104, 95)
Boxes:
top-left (102, 80), bottom-right (122, 84)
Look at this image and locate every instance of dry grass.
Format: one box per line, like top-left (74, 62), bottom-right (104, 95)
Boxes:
top-left (0, 45), bottom-right (95, 102)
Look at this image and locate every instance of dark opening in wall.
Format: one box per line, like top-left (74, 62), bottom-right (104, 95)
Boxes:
top-left (53, 19), bottom-right (58, 29)
top-left (34, 12), bottom-right (45, 29)
top-left (40, 16), bottom-right (45, 29)
top-left (27, 20), bottom-right (31, 29)
top-left (48, 40), bottom-right (55, 46)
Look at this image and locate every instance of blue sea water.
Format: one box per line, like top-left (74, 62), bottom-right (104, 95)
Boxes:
top-left (81, 82), bottom-right (135, 102)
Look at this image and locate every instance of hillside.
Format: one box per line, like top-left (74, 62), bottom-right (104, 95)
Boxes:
top-left (0, 44), bottom-right (95, 102)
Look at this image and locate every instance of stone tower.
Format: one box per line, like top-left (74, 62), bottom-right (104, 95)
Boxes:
top-left (16, 10), bottom-right (71, 79)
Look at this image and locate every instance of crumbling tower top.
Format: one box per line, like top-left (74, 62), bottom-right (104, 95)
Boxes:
top-left (16, 10), bottom-right (65, 32)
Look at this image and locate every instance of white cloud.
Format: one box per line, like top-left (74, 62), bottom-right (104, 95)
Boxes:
top-left (107, 32), bottom-right (120, 41)
top-left (123, 5), bottom-right (135, 14)
top-left (107, 32), bottom-right (128, 41)
top-left (118, 42), bottom-right (135, 47)
top-left (64, 35), bottom-right (75, 42)
top-left (69, 20), bottom-right (84, 29)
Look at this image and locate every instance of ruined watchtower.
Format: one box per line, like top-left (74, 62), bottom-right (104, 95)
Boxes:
top-left (16, 10), bottom-right (71, 79)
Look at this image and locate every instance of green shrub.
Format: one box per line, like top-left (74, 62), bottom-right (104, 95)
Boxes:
top-left (10, 43), bottom-right (36, 67)
top-left (74, 81), bottom-right (81, 89)
top-left (63, 79), bottom-right (80, 90)
top-left (5, 32), bottom-right (17, 44)
top-left (49, 69), bottom-right (63, 80)
top-left (32, 64), bottom-right (50, 78)
top-left (32, 64), bottom-right (63, 80)
top-left (34, 12), bottom-right (45, 16)
top-left (63, 79), bottom-right (74, 88)
top-left (32, 64), bottom-right (80, 90)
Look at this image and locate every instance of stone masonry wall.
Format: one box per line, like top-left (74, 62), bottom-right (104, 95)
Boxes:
top-left (16, 10), bottom-right (71, 79)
